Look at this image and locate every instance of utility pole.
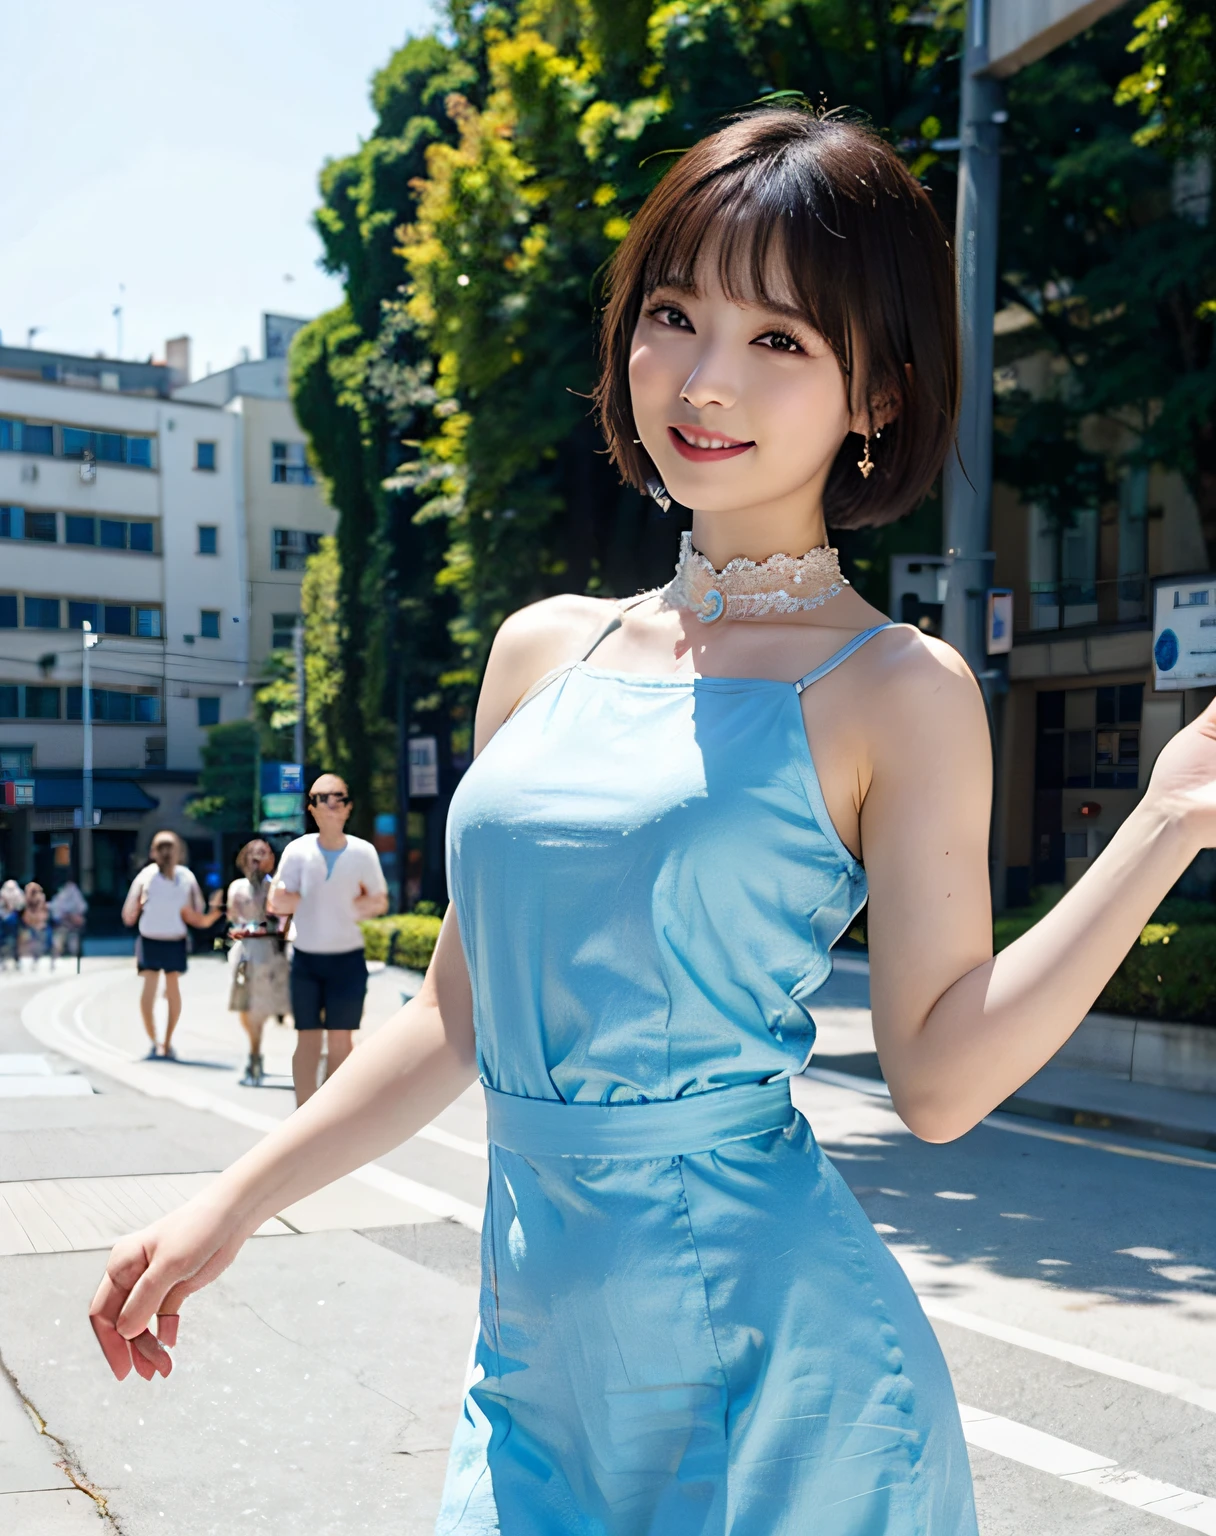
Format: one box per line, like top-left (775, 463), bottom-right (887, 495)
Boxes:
top-left (80, 622), bottom-right (100, 894)
top-left (396, 669), bottom-right (411, 914)
top-left (942, 0), bottom-right (1006, 680)
top-left (293, 620), bottom-right (305, 774)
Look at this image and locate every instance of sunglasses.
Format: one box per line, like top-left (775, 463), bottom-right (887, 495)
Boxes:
top-left (308, 793), bottom-right (351, 807)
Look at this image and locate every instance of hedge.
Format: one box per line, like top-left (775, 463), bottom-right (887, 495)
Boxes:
top-left (360, 913), bottom-right (442, 969)
top-left (995, 889), bottom-right (1216, 1026)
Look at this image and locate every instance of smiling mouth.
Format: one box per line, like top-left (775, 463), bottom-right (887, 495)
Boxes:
top-left (668, 425), bottom-right (755, 463)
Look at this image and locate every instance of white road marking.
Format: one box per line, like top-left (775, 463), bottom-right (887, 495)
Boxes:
top-left (960, 1404), bottom-right (1216, 1531)
top-left (802, 1066), bottom-right (1216, 1172)
top-left (17, 977), bottom-right (485, 1233)
top-left (925, 1300), bottom-right (1216, 1414)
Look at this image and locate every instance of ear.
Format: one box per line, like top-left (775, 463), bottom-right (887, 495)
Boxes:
top-left (853, 362), bottom-right (912, 436)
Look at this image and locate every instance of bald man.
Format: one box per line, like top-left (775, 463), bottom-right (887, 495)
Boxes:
top-left (268, 774), bottom-right (388, 1104)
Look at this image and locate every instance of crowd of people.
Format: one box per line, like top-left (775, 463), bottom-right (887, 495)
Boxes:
top-left (0, 876), bottom-right (88, 966)
top-left (121, 773), bottom-right (387, 1103)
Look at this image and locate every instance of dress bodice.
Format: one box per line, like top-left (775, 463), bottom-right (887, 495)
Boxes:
top-left (446, 632), bottom-right (888, 1104)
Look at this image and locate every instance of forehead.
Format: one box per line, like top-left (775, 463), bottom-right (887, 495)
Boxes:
top-left (311, 775), bottom-right (347, 794)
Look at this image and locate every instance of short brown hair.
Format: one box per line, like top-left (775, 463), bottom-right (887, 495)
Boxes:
top-left (594, 107), bottom-right (958, 528)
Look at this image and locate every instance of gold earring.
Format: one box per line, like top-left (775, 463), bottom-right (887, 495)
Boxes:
top-left (857, 434), bottom-right (874, 479)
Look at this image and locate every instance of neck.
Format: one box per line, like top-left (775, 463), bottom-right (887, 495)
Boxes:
top-left (317, 828), bottom-right (347, 851)
top-left (689, 491), bottom-right (829, 569)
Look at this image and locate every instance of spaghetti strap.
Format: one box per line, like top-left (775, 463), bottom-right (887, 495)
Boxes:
top-left (505, 594), bottom-right (656, 722)
top-left (792, 623), bottom-right (894, 695)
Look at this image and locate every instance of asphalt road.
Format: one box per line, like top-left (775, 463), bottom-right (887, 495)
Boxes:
top-left (2, 956), bottom-right (1214, 1534)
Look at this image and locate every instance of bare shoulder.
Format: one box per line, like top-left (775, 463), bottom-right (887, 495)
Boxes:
top-left (859, 625), bottom-right (989, 762)
top-left (476, 594), bottom-right (620, 751)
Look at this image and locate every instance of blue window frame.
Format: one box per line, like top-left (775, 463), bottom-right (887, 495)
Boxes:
top-left (25, 511), bottom-right (56, 542)
top-left (0, 420), bottom-right (54, 455)
top-left (65, 515), bottom-right (95, 545)
top-left (24, 686), bottom-right (60, 719)
top-left (24, 596), bottom-right (60, 628)
top-left (197, 524), bottom-right (218, 555)
top-left (0, 687), bottom-right (16, 717)
top-left (196, 441), bottom-right (217, 472)
top-left (136, 607), bottom-right (161, 638)
top-left (126, 437), bottom-right (153, 468)
top-left (129, 522), bottom-right (154, 553)
top-left (99, 519), bottom-right (127, 549)
top-left (271, 441), bottom-right (314, 485)
top-left (67, 688), bottom-right (162, 723)
top-left (103, 604), bottom-right (131, 636)
top-left (197, 696), bottom-right (220, 727)
top-left (199, 609), bottom-right (220, 639)
top-left (61, 427), bottom-right (154, 468)
top-left (0, 596), bottom-right (16, 628)
top-left (0, 507), bottom-right (22, 539)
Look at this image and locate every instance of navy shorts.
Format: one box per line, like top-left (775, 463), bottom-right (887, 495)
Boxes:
top-left (136, 936), bottom-right (188, 974)
top-left (290, 947), bottom-right (367, 1032)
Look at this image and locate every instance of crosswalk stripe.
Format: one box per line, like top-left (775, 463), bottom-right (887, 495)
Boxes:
top-left (960, 1405), bottom-right (1216, 1531)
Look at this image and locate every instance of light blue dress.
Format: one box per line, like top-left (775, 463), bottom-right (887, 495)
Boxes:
top-left (436, 616), bottom-right (978, 1535)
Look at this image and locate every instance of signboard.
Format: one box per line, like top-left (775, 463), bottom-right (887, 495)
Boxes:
top-left (986, 588), bottom-right (1013, 655)
top-left (263, 313), bottom-right (308, 360)
top-left (2, 779), bottom-right (35, 807)
top-left (408, 737), bottom-right (439, 798)
top-left (988, 0), bottom-right (1130, 77)
top-left (261, 792), bottom-right (302, 819)
top-left (261, 762), bottom-right (303, 795)
top-left (1152, 575), bottom-right (1216, 691)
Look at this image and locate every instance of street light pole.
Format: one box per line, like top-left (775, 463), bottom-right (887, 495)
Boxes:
top-left (80, 622), bottom-right (100, 894)
top-left (942, 0), bottom-right (1006, 677)
top-left (293, 620), bottom-right (305, 774)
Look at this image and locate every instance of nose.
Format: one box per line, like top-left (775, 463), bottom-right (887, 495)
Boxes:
top-left (679, 339), bottom-right (737, 412)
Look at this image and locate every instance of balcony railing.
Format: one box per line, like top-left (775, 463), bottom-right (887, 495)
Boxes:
top-left (1021, 574), bottom-right (1149, 634)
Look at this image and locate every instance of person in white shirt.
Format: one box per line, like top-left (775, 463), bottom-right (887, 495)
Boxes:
top-left (121, 832), bottom-right (220, 1060)
top-left (268, 775), bottom-right (388, 1104)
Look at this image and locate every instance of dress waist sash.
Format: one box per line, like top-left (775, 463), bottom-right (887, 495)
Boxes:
top-left (483, 1078), bottom-right (795, 1159)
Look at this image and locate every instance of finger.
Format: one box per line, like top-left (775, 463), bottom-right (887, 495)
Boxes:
top-left (88, 1271), bottom-right (133, 1380)
top-left (157, 1314), bottom-right (179, 1347)
top-left (131, 1329), bottom-right (172, 1378)
top-left (129, 1345), bottom-right (156, 1382)
top-left (117, 1260), bottom-right (177, 1340)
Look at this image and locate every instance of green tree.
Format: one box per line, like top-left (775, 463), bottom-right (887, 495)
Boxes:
top-left (185, 719), bottom-right (259, 834)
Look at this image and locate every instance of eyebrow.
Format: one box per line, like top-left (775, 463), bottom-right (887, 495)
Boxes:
top-left (646, 283), bottom-right (814, 327)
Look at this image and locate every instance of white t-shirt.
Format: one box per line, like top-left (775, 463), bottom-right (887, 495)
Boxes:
top-left (127, 865), bottom-right (202, 940)
top-left (274, 834), bottom-right (386, 954)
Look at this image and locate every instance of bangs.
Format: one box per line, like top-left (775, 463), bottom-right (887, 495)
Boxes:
top-left (594, 106), bottom-right (957, 531)
top-left (640, 150), bottom-right (860, 390)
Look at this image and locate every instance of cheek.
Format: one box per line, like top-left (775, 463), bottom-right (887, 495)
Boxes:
top-left (628, 340), bottom-right (670, 425)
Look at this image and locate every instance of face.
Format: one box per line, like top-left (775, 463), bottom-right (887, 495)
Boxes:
top-left (152, 837), bottom-right (176, 870)
top-left (243, 841), bottom-right (272, 877)
top-left (628, 249), bottom-right (866, 540)
top-left (308, 775), bottom-right (352, 835)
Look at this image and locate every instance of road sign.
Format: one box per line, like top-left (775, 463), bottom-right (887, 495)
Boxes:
top-left (261, 792), bottom-right (302, 819)
top-left (1152, 575), bottom-right (1216, 691)
top-left (986, 589), bottom-right (1014, 655)
top-left (409, 737), bottom-right (439, 798)
top-left (261, 762), bottom-right (303, 795)
top-left (988, 0), bottom-right (1130, 77)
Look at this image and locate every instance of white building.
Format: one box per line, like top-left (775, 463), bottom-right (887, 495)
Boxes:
top-left (0, 322), bottom-right (335, 906)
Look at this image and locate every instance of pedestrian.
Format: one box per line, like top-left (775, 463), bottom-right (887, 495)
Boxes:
top-left (49, 880), bottom-right (88, 963)
top-left (0, 880), bottom-right (21, 969)
top-left (120, 832), bottom-right (219, 1060)
top-left (19, 881), bottom-right (50, 967)
top-left (88, 107), bottom-right (1216, 1534)
top-left (191, 839), bottom-right (291, 1087)
top-left (265, 775), bottom-right (388, 1104)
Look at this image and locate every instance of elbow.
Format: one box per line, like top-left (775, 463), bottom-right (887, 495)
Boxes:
top-left (888, 1085), bottom-right (977, 1145)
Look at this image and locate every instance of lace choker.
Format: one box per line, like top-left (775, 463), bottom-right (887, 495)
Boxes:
top-left (662, 530), bottom-right (848, 624)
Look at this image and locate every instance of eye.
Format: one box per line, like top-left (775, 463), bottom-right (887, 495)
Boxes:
top-left (753, 330), bottom-right (804, 354)
top-left (646, 302), bottom-right (693, 331)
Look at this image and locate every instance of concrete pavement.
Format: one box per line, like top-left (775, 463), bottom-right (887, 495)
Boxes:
top-left (2, 956), bottom-right (1216, 1532)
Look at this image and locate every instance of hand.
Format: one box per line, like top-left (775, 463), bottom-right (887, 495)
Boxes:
top-left (88, 1196), bottom-right (253, 1382)
top-left (1144, 696), bottom-right (1216, 851)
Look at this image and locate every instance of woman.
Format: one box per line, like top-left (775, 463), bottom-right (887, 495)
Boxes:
top-left (0, 879), bottom-right (24, 969)
top-left (225, 839), bottom-right (290, 1086)
top-left (20, 881), bottom-right (50, 966)
top-left (87, 109), bottom-right (1216, 1533)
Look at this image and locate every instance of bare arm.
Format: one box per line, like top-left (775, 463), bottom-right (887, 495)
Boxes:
top-left (266, 883), bottom-right (300, 916)
top-left (862, 635), bottom-right (1212, 1142)
top-left (120, 876), bottom-right (145, 928)
top-left (353, 884), bottom-right (390, 921)
top-left (89, 592), bottom-right (612, 1380)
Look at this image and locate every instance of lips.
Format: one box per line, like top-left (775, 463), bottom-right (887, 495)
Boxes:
top-left (668, 425), bottom-right (754, 463)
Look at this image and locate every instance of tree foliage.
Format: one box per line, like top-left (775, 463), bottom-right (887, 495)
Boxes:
top-left (185, 719), bottom-right (258, 833)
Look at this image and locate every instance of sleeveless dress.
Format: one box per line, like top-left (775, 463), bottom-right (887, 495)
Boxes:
top-left (435, 617), bottom-right (978, 1536)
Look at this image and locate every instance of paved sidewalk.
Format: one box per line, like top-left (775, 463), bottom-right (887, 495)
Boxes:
top-left (816, 956), bottom-right (1216, 1153)
top-left (0, 964), bottom-right (479, 1535)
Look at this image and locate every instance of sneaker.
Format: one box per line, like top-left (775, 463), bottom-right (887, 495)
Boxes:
top-left (240, 1054), bottom-right (258, 1087)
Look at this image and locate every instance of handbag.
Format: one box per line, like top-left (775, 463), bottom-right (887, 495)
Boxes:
top-left (230, 956), bottom-right (251, 1012)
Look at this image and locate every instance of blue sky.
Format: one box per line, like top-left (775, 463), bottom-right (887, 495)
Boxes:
top-left (2, 1), bottom-right (437, 378)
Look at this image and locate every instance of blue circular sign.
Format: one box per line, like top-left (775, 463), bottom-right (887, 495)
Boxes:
top-left (1155, 628), bottom-right (1179, 672)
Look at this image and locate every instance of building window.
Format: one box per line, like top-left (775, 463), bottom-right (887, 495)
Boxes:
top-left (145, 735), bottom-right (166, 768)
top-left (136, 607), bottom-right (162, 638)
top-left (102, 604), bottom-right (131, 636)
top-left (68, 601), bottom-right (99, 630)
top-left (197, 696), bottom-right (220, 727)
top-left (0, 596), bottom-right (16, 628)
top-left (100, 519), bottom-right (127, 549)
top-left (67, 688), bottom-right (162, 723)
top-left (61, 427), bottom-right (154, 469)
top-left (65, 515), bottom-right (96, 545)
top-left (195, 441), bottom-right (217, 472)
top-left (0, 688), bottom-right (17, 718)
top-left (271, 528), bottom-right (322, 571)
top-left (1028, 505), bottom-right (1099, 631)
top-left (24, 686), bottom-right (60, 720)
top-left (197, 524), bottom-right (218, 556)
top-left (24, 596), bottom-right (60, 628)
top-left (0, 747), bottom-right (34, 775)
top-left (271, 441), bottom-right (314, 485)
top-left (0, 507), bottom-right (58, 542)
top-left (272, 612), bottom-right (300, 649)
top-left (199, 609), bottom-right (220, 640)
top-left (0, 419), bottom-right (54, 455)
top-left (129, 522), bottom-right (154, 553)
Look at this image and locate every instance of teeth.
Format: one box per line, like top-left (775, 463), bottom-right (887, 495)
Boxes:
top-left (693, 436), bottom-right (731, 449)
